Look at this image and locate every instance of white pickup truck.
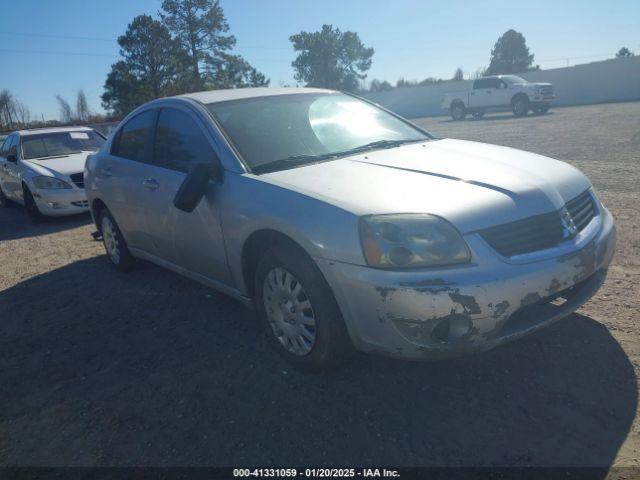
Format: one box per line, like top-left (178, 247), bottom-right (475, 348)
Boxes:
top-left (442, 75), bottom-right (555, 120)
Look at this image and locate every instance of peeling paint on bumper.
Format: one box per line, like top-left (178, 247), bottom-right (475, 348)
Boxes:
top-left (315, 207), bottom-right (616, 360)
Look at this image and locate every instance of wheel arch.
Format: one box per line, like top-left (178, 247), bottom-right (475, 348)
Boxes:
top-left (91, 198), bottom-right (108, 231)
top-left (241, 228), bottom-right (313, 299)
top-left (510, 92), bottom-right (529, 105)
top-left (450, 98), bottom-right (465, 109)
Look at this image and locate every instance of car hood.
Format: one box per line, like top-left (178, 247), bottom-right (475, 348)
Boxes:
top-left (23, 152), bottom-right (89, 177)
top-left (258, 139), bottom-right (591, 233)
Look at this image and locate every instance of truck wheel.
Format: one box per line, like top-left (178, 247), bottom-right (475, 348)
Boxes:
top-left (472, 110), bottom-right (485, 119)
top-left (255, 243), bottom-right (353, 370)
top-left (512, 96), bottom-right (529, 117)
top-left (22, 185), bottom-right (46, 223)
top-left (539, 104), bottom-right (550, 114)
top-left (451, 103), bottom-right (466, 121)
top-left (99, 209), bottom-right (135, 271)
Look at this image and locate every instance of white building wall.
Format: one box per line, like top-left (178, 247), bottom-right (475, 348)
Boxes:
top-left (362, 56), bottom-right (640, 118)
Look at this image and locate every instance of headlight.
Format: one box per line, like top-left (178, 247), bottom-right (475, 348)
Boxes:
top-left (359, 214), bottom-right (471, 268)
top-left (32, 176), bottom-right (72, 189)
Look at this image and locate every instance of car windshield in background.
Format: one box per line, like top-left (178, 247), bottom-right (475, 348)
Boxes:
top-left (502, 75), bottom-right (527, 84)
top-left (206, 93), bottom-right (431, 172)
top-left (21, 131), bottom-right (105, 160)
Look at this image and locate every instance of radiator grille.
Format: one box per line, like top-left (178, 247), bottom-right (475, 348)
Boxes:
top-left (479, 190), bottom-right (596, 257)
top-left (69, 172), bottom-right (84, 189)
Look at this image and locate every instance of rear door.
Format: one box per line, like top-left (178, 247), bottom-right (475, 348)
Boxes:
top-left (145, 106), bottom-right (231, 284)
top-left (468, 79), bottom-right (489, 108)
top-left (475, 78), bottom-right (501, 107)
top-left (100, 109), bottom-right (159, 253)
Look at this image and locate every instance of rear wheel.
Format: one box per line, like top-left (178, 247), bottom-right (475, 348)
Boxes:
top-left (22, 185), bottom-right (45, 223)
top-left (451, 103), bottom-right (466, 121)
top-left (255, 244), bottom-right (353, 370)
top-left (512, 96), bottom-right (530, 117)
top-left (99, 209), bottom-right (135, 271)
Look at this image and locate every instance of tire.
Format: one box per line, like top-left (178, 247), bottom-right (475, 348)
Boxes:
top-left (99, 208), bottom-right (135, 271)
top-left (255, 243), bottom-right (353, 370)
top-left (539, 104), bottom-right (550, 114)
top-left (0, 186), bottom-right (13, 207)
top-left (512, 96), bottom-right (529, 117)
top-left (22, 185), bottom-right (46, 223)
top-left (451, 103), bottom-right (466, 121)
top-left (472, 110), bottom-right (485, 119)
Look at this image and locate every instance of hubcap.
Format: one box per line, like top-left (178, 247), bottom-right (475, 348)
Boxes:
top-left (101, 217), bottom-right (120, 264)
top-left (263, 267), bottom-right (316, 356)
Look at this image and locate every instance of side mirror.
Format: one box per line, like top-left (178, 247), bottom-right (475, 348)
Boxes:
top-left (173, 162), bottom-right (221, 212)
top-left (6, 153), bottom-right (17, 163)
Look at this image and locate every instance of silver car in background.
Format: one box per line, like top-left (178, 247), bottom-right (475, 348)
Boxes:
top-left (85, 88), bottom-right (616, 369)
top-left (0, 127), bottom-right (105, 221)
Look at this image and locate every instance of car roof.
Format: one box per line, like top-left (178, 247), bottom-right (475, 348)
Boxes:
top-left (178, 87), bottom-right (335, 105)
top-left (16, 126), bottom-right (94, 137)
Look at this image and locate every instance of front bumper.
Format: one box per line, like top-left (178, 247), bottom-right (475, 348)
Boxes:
top-left (315, 207), bottom-right (616, 360)
top-left (32, 188), bottom-right (89, 216)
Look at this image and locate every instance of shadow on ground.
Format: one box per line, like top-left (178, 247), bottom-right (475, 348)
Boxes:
top-left (0, 257), bottom-right (636, 468)
top-left (0, 206), bottom-right (92, 242)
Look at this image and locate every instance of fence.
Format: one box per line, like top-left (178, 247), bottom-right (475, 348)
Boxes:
top-left (361, 56), bottom-right (640, 118)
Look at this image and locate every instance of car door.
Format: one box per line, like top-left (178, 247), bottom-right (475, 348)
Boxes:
top-left (468, 79), bottom-right (489, 108)
top-left (493, 78), bottom-right (511, 106)
top-left (99, 109), bottom-right (160, 254)
top-left (145, 106), bottom-right (232, 284)
top-left (476, 78), bottom-right (501, 108)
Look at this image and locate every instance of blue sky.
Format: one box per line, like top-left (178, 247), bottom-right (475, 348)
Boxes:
top-left (2, 0), bottom-right (639, 120)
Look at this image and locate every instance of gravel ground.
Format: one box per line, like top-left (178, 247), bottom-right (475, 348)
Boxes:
top-left (1, 102), bottom-right (639, 468)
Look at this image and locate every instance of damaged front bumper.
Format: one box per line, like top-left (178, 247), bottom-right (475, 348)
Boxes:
top-left (315, 207), bottom-right (616, 360)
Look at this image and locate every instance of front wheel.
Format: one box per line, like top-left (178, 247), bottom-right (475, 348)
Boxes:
top-left (512, 96), bottom-right (530, 117)
top-left (255, 244), bottom-right (353, 370)
top-left (22, 185), bottom-right (45, 223)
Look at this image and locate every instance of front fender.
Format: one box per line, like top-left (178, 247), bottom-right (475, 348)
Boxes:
top-left (219, 172), bottom-right (364, 293)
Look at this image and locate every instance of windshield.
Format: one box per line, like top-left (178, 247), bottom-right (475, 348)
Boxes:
top-left (206, 93), bottom-right (431, 171)
top-left (501, 75), bottom-right (527, 84)
top-left (21, 130), bottom-right (105, 160)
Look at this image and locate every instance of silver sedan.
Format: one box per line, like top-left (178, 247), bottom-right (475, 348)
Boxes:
top-left (85, 88), bottom-right (616, 369)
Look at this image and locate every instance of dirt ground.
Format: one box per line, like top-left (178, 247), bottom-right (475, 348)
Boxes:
top-left (0, 102), bottom-right (639, 469)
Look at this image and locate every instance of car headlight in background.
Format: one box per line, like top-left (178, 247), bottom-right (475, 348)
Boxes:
top-left (359, 214), bottom-right (471, 268)
top-left (32, 176), bottom-right (72, 189)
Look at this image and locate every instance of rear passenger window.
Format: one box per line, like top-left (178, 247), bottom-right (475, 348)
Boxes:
top-left (112, 110), bottom-right (156, 163)
top-left (153, 108), bottom-right (214, 173)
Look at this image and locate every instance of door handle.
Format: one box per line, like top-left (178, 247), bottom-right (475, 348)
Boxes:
top-left (142, 178), bottom-right (159, 191)
top-left (101, 167), bottom-right (112, 178)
